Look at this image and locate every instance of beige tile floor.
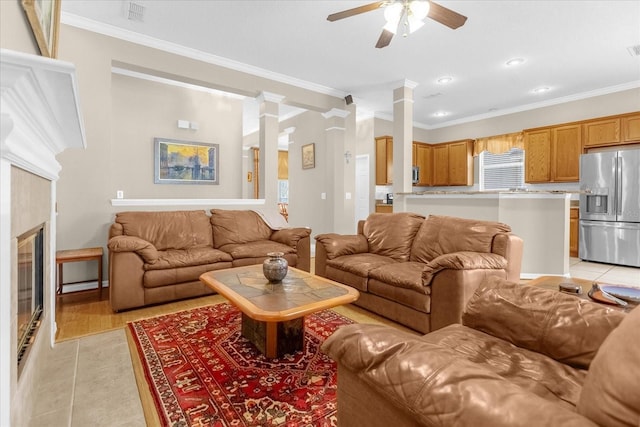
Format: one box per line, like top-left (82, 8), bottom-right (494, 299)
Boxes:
top-left (29, 260), bottom-right (639, 426)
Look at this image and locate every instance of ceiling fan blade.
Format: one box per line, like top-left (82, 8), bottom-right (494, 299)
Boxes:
top-left (427, 1), bottom-right (468, 29)
top-left (375, 29), bottom-right (394, 48)
top-left (327, 1), bottom-right (386, 22)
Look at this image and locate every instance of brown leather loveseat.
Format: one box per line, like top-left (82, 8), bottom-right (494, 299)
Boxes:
top-left (314, 213), bottom-right (523, 333)
top-left (323, 276), bottom-right (639, 427)
top-left (107, 209), bottom-right (310, 311)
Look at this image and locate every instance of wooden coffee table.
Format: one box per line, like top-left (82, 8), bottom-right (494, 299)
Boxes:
top-left (200, 265), bottom-right (359, 358)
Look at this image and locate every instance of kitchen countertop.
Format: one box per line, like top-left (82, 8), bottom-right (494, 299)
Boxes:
top-left (398, 189), bottom-right (587, 196)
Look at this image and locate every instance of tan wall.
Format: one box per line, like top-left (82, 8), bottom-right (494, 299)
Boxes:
top-left (0, 0), bottom-right (39, 55)
top-left (111, 73), bottom-right (244, 199)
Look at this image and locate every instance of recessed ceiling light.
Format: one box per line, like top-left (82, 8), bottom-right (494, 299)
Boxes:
top-left (437, 76), bottom-right (453, 84)
top-left (532, 86), bottom-right (550, 94)
top-left (505, 58), bottom-right (525, 67)
top-left (433, 111), bottom-right (448, 117)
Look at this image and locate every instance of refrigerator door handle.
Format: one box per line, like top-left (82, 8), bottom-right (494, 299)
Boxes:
top-left (616, 155), bottom-right (623, 216)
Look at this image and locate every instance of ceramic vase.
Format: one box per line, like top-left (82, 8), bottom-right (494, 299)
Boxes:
top-left (263, 252), bottom-right (288, 283)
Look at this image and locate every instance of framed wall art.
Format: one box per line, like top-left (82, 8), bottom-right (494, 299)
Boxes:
top-left (301, 143), bottom-right (315, 169)
top-left (22, 0), bottom-right (61, 58)
top-left (154, 138), bottom-right (219, 185)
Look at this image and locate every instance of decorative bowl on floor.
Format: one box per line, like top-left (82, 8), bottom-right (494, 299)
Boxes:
top-left (263, 252), bottom-right (288, 283)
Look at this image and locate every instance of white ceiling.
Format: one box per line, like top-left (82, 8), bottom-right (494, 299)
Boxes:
top-left (61, 1), bottom-right (640, 130)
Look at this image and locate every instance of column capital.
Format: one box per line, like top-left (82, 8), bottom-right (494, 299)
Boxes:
top-left (321, 108), bottom-right (351, 119)
top-left (394, 79), bottom-right (419, 89)
top-left (256, 91), bottom-right (285, 104)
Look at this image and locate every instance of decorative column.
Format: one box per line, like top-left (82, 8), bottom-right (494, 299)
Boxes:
top-left (256, 91), bottom-right (284, 205)
top-left (322, 107), bottom-right (354, 233)
top-left (393, 80), bottom-right (418, 212)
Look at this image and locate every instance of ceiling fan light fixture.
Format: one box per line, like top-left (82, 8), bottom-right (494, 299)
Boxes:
top-left (383, 2), bottom-right (403, 34)
top-left (409, 1), bottom-right (430, 20)
top-left (407, 15), bottom-right (425, 33)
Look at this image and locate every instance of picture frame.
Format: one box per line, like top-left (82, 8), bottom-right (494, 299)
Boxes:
top-left (22, 0), bottom-right (61, 58)
top-left (302, 143), bottom-right (315, 169)
top-left (154, 138), bottom-right (219, 185)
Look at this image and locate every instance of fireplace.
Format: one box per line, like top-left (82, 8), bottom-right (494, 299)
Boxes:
top-left (16, 225), bottom-right (45, 376)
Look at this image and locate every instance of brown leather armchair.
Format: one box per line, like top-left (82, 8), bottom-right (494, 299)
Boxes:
top-left (323, 277), bottom-right (639, 427)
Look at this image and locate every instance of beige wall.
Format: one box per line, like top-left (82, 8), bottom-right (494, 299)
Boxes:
top-left (111, 74), bottom-right (244, 199)
top-left (0, 0), bottom-right (39, 56)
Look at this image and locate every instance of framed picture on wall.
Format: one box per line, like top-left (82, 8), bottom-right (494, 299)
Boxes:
top-left (22, 0), bottom-right (61, 58)
top-left (154, 138), bottom-right (219, 185)
top-left (302, 143), bottom-right (315, 169)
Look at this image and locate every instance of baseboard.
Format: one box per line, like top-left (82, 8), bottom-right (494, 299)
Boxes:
top-left (60, 280), bottom-right (109, 294)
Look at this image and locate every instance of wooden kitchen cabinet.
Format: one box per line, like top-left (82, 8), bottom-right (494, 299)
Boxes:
top-left (432, 144), bottom-right (450, 186)
top-left (583, 118), bottom-right (620, 147)
top-left (570, 207), bottom-right (579, 257)
top-left (525, 125), bottom-right (581, 183)
top-left (621, 113), bottom-right (640, 143)
top-left (552, 124), bottom-right (582, 181)
top-left (375, 136), bottom-right (393, 185)
top-left (524, 129), bottom-right (551, 182)
top-left (375, 204), bottom-right (393, 213)
top-left (448, 140), bottom-right (474, 185)
top-left (413, 142), bottom-right (432, 186)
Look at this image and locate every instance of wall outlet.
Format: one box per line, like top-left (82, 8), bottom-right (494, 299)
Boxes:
top-left (116, 190), bottom-right (124, 199)
top-left (321, 192), bottom-right (326, 200)
top-left (345, 192), bottom-right (352, 200)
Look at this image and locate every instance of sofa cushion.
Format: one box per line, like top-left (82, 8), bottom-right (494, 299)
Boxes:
top-left (462, 276), bottom-right (625, 369)
top-left (144, 247), bottom-right (232, 271)
top-left (219, 240), bottom-right (295, 260)
top-left (143, 262), bottom-right (232, 288)
top-left (315, 233), bottom-right (368, 260)
top-left (327, 253), bottom-right (397, 278)
top-left (421, 252), bottom-right (507, 285)
top-left (410, 215), bottom-right (511, 263)
top-left (368, 279), bottom-right (432, 313)
top-left (577, 306), bottom-right (640, 427)
top-left (369, 262), bottom-right (430, 295)
top-left (363, 212), bottom-right (424, 262)
top-left (210, 209), bottom-right (273, 248)
top-left (423, 324), bottom-right (587, 409)
top-left (115, 210), bottom-right (213, 251)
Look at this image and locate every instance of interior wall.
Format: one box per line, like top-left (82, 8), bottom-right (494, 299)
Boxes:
top-left (0, 0), bottom-right (39, 56)
top-left (356, 117), bottom-right (375, 216)
top-left (110, 74), bottom-right (243, 199)
top-left (280, 111), bottom-right (331, 235)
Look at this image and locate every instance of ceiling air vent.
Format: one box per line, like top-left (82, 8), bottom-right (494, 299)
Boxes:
top-left (627, 45), bottom-right (640, 57)
top-left (127, 2), bottom-right (145, 22)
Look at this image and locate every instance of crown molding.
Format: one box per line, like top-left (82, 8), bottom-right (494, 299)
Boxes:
top-left (322, 108), bottom-right (351, 119)
top-left (256, 91), bottom-right (285, 104)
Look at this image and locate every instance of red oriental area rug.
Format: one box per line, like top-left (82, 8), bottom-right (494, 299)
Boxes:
top-left (126, 303), bottom-right (354, 427)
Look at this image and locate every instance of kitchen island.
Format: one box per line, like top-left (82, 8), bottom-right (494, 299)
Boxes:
top-left (395, 190), bottom-right (579, 279)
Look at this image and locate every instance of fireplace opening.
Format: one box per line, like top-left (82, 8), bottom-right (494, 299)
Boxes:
top-left (17, 224), bottom-right (44, 377)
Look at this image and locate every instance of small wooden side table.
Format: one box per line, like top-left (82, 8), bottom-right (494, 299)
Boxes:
top-left (56, 247), bottom-right (103, 297)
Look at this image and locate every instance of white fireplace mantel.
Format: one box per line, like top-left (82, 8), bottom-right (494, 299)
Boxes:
top-left (1, 49), bottom-right (86, 178)
top-left (0, 48), bottom-right (86, 426)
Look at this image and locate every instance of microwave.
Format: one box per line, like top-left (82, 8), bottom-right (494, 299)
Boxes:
top-left (412, 166), bottom-right (419, 184)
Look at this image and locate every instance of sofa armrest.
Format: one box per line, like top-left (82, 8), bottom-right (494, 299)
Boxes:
top-left (107, 235), bottom-right (158, 264)
top-left (492, 233), bottom-right (523, 282)
top-left (315, 233), bottom-right (368, 260)
top-left (422, 251), bottom-right (507, 286)
top-left (270, 227), bottom-right (311, 249)
top-left (322, 324), bottom-right (598, 427)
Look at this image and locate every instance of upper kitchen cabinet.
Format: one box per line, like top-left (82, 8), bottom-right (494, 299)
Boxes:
top-left (375, 136), bottom-right (393, 185)
top-left (413, 142), bottom-right (432, 186)
top-left (621, 113), bottom-right (640, 143)
top-left (583, 117), bottom-right (620, 147)
top-left (432, 140), bottom-right (473, 186)
top-left (525, 125), bottom-right (581, 183)
top-left (552, 124), bottom-right (582, 181)
top-left (524, 129), bottom-right (551, 182)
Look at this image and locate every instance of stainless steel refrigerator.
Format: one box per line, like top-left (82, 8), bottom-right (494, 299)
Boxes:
top-left (579, 149), bottom-right (640, 267)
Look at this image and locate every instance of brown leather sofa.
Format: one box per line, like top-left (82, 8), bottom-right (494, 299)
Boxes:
top-left (107, 209), bottom-right (310, 311)
top-left (314, 213), bottom-right (523, 333)
top-left (323, 276), bottom-right (639, 427)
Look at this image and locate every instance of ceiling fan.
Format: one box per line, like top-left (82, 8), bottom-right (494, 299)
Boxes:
top-left (327, 0), bottom-right (467, 48)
